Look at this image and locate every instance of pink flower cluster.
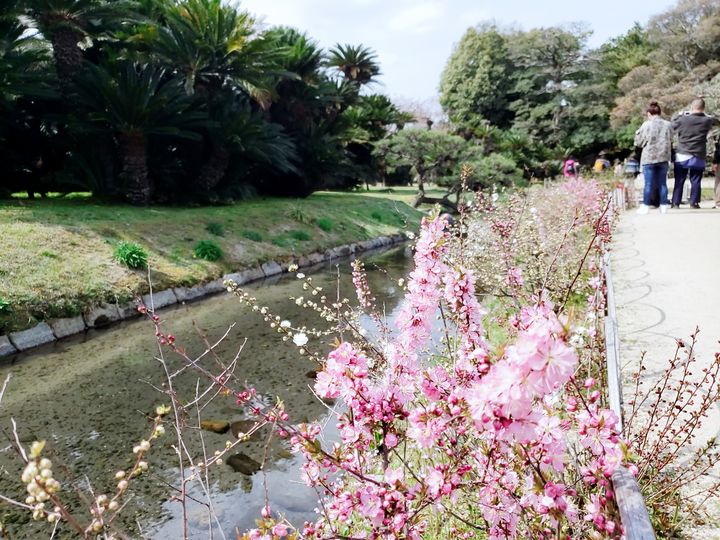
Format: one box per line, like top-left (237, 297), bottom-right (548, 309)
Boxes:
top-left (285, 212), bottom-right (626, 539)
top-left (562, 177), bottom-right (604, 221)
top-left (351, 259), bottom-right (374, 309)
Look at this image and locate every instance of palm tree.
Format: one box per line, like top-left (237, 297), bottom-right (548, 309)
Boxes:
top-left (0, 11), bottom-right (54, 105)
top-left (340, 95), bottom-right (413, 189)
top-left (23, 0), bottom-right (138, 96)
top-left (261, 27), bottom-right (355, 196)
top-left (74, 62), bottom-right (206, 204)
top-left (0, 9), bottom-right (59, 196)
top-left (143, 0), bottom-right (280, 191)
top-left (147, 0), bottom-right (277, 100)
top-left (345, 95), bottom-right (413, 140)
top-left (266, 26), bottom-right (323, 84)
top-left (326, 44), bottom-right (381, 88)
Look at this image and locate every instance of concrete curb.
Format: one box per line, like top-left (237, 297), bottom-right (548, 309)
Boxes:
top-left (9, 323), bottom-right (55, 351)
top-left (0, 335), bottom-right (18, 357)
top-left (50, 316), bottom-right (86, 339)
top-left (0, 233), bottom-right (409, 358)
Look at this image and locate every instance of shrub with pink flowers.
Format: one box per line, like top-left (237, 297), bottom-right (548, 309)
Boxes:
top-left (461, 179), bottom-right (611, 304)
top-left (234, 178), bottom-right (626, 539)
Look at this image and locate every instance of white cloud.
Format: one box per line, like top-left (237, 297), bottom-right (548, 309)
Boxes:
top-left (242, 0), bottom-right (312, 30)
top-left (386, 1), bottom-right (446, 34)
top-left (348, 0), bottom-right (383, 5)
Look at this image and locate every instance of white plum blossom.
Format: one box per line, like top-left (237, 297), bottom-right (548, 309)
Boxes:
top-left (292, 332), bottom-right (308, 347)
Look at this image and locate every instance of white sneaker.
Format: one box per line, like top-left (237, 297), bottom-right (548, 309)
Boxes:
top-left (636, 204), bottom-right (649, 215)
top-left (660, 205), bottom-right (668, 214)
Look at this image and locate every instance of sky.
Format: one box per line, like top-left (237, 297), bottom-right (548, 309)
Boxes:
top-left (241, 0), bottom-right (678, 111)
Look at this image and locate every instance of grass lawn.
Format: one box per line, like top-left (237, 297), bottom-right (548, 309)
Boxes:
top-left (0, 191), bottom-right (424, 333)
top-left (357, 184), bottom-right (451, 205)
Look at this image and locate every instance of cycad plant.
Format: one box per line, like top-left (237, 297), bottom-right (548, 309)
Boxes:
top-left (142, 0), bottom-right (281, 191)
top-left (74, 61), bottom-right (206, 204)
top-left (261, 27), bottom-right (356, 195)
top-left (147, 0), bottom-right (277, 99)
top-left (326, 43), bottom-right (381, 90)
top-left (0, 8), bottom-right (58, 195)
top-left (23, 0), bottom-right (138, 95)
top-left (0, 10), bottom-right (54, 103)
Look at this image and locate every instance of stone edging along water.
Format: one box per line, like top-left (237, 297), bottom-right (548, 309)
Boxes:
top-left (0, 234), bottom-right (408, 358)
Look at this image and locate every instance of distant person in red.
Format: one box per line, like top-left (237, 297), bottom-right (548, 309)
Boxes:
top-left (563, 157), bottom-right (578, 178)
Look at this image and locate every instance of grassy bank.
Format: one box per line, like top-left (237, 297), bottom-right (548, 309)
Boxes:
top-left (0, 190), bottom-right (423, 333)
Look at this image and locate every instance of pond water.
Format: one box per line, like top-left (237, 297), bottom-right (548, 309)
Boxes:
top-left (0, 246), bottom-right (413, 539)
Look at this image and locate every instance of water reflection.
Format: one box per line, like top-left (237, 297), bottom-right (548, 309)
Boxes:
top-left (0, 246), bottom-right (412, 538)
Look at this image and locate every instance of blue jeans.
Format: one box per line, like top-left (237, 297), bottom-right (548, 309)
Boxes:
top-left (672, 158), bottom-right (705, 205)
top-left (642, 162), bottom-right (668, 206)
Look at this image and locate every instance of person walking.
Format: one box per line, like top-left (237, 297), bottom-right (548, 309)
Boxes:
top-left (563, 157), bottom-right (578, 178)
top-left (671, 97), bottom-right (718, 209)
top-left (713, 138), bottom-right (720, 209)
top-left (634, 101), bottom-right (673, 214)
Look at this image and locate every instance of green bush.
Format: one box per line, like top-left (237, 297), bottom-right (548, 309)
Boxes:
top-left (371, 210), bottom-right (383, 221)
top-left (0, 297), bottom-right (11, 314)
top-left (194, 240), bottom-right (223, 261)
top-left (315, 217), bottom-right (333, 232)
top-left (205, 222), bottom-right (225, 236)
top-left (289, 230), bottom-right (311, 241)
top-left (285, 205), bottom-right (312, 224)
top-left (242, 230), bottom-right (263, 242)
top-left (271, 235), bottom-right (290, 247)
top-left (463, 153), bottom-right (523, 190)
top-left (113, 241), bottom-right (148, 269)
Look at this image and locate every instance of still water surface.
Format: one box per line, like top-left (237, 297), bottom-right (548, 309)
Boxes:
top-left (0, 246), bottom-right (412, 538)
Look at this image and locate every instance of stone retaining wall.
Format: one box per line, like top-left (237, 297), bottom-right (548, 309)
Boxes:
top-left (0, 234), bottom-right (408, 358)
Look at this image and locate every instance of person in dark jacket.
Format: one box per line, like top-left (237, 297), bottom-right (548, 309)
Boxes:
top-left (713, 137), bottom-right (720, 209)
top-left (671, 98), bottom-right (718, 209)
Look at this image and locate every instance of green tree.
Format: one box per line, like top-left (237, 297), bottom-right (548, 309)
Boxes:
top-left (596, 23), bottom-right (654, 87)
top-left (612, 1), bottom-right (720, 126)
top-left (142, 0), bottom-right (281, 193)
top-left (326, 43), bottom-right (381, 94)
top-left (373, 128), bottom-right (467, 208)
top-left (341, 95), bottom-right (414, 188)
top-left (591, 24), bottom-right (654, 146)
top-left (647, 0), bottom-right (720, 73)
top-left (461, 152), bottom-right (523, 190)
top-left (23, 0), bottom-right (137, 95)
top-left (508, 25), bottom-right (591, 146)
top-left (146, 0), bottom-right (275, 100)
top-left (74, 62), bottom-right (206, 204)
top-left (0, 7), bottom-right (61, 197)
top-left (439, 25), bottom-right (514, 130)
top-left (262, 27), bottom-right (356, 196)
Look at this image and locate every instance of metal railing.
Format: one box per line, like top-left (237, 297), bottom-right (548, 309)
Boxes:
top-left (603, 251), bottom-right (656, 539)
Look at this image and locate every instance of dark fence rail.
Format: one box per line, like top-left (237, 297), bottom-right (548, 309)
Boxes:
top-left (603, 250), bottom-right (656, 539)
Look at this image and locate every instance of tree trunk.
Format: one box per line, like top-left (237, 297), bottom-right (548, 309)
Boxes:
top-left (49, 27), bottom-right (84, 99)
top-left (197, 144), bottom-right (230, 193)
top-left (413, 178), bottom-right (459, 212)
top-left (412, 172), bottom-right (426, 208)
top-left (119, 133), bottom-right (151, 205)
top-left (413, 193), bottom-right (458, 213)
